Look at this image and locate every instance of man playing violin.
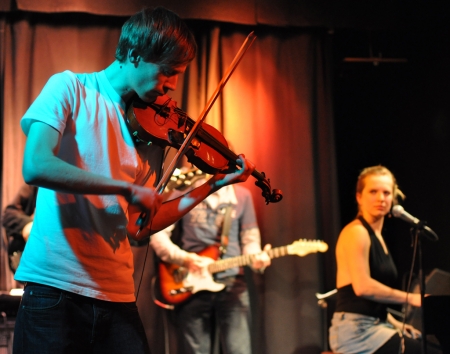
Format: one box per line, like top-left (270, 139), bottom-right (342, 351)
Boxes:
top-left (13, 7), bottom-right (254, 354)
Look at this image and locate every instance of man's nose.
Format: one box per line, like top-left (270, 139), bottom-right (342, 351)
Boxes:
top-left (164, 75), bottom-right (178, 91)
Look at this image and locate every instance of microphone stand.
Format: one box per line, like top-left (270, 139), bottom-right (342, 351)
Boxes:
top-left (416, 226), bottom-right (426, 354)
top-left (393, 206), bottom-right (439, 353)
top-left (411, 221), bottom-right (430, 354)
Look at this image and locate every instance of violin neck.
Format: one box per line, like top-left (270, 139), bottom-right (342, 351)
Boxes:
top-left (194, 128), bottom-right (265, 180)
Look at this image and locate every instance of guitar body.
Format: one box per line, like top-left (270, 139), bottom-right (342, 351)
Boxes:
top-left (158, 245), bottom-right (225, 305)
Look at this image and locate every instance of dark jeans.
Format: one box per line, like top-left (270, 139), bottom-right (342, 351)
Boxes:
top-left (13, 282), bottom-right (151, 354)
top-left (175, 276), bottom-right (251, 354)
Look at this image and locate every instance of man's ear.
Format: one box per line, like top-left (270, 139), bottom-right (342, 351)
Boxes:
top-left (128, 49), bottom-right (140, 65)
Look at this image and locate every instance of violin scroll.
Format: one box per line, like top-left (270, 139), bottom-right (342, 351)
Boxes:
top-left (254, 172), bottom-right (283, 205)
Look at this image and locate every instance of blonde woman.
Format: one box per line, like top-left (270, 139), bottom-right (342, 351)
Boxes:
top-left (329, 166), bottom-right (421, 354)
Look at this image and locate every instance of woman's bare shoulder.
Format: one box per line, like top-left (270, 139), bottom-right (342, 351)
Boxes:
top-left (338, 219), bottom-right (370, 245)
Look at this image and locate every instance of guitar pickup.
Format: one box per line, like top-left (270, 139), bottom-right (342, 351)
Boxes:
top-left (169, 286), bottom-right (193, 295)
top-left (173, 267), bottom-right (189, 283)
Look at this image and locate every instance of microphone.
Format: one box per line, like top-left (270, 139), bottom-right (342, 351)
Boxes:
top-left (391, 205), bottom-right (420, 225)
top-left (391, 205), bottom-right (438, 241)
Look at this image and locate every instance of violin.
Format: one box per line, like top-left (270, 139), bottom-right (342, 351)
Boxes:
top-left (126, 95), bottom-right (283, 205)
top-left (127, 32), bottom-right (281, 239)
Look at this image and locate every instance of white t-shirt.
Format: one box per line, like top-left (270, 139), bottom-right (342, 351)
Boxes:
top-left (16, 70), bottom-right (163, 302)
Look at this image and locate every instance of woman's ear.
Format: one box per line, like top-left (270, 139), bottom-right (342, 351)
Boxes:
top-left (356, 192), bottom-right (361, 206)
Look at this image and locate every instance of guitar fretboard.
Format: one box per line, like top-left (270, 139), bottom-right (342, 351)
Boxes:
top-left (207, 246), bottom-right (290, 274)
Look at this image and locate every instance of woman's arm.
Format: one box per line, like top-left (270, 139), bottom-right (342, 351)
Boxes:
top-left (387, 313), bottom-right (421, 339)
top-left (337, 223), bottom-right (421, 307)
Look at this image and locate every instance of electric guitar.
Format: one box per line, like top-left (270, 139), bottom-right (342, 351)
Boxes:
top-left (157, 239), bottom-right (328, 305)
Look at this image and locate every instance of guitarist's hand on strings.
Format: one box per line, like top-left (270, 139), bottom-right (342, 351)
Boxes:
top-left (250, 244), bottom-right (272, 273)
top-left (183, 253), bottom-right (211, 274)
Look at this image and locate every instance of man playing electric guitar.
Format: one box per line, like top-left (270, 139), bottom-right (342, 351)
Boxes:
top-left (151, 173), bottom-right (271, 354)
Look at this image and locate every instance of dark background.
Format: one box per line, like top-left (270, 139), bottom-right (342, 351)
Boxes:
top-left (331, 21), bottom-right (450, 290)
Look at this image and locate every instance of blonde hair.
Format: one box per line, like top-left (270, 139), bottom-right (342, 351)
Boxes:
top-left (356, 165), bottom-right (405, 212)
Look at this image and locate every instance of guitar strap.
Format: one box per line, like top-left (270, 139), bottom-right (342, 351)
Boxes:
top-left (219, 204), bottom-right (233, 258)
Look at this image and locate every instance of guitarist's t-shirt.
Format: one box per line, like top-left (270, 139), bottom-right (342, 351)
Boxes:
top-left (17, 70), bottom-right (164, 302)
top-left (153, 183), bottom-right (261, 279)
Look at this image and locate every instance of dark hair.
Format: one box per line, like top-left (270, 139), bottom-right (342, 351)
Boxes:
top-left (115, 7), bottom-right (197, 67)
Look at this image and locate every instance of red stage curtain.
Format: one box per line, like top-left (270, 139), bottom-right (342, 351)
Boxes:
top-left (0, 11), bottom-right (340, 353)
top-left (1, 0), bottom-right (415, 28)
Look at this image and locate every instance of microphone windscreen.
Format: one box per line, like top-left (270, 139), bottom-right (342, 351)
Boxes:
top-left (391, 205), bottom-right (404, 218)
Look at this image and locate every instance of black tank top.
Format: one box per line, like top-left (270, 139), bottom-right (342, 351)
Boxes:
top-left (335, 216), bottom-right (398, 320)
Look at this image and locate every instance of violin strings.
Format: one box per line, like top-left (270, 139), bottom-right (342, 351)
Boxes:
top-left (152, 97), bottom-right (181, 127)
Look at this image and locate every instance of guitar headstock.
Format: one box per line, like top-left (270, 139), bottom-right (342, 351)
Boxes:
top-left (287, 239), bottom-right (328, 257)
top-left (165, 167), bottom-right (208, 192)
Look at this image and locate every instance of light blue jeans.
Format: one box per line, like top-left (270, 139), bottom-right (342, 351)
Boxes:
top-left (329, 312), bottom-right (396, 354)
top-left (175, 276), bottom-right (251, 354)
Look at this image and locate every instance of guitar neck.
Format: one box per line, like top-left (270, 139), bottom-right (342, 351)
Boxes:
top-left (208, 246), bottom-right (289, 274)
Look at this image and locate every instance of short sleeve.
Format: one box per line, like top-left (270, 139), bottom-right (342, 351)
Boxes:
top-left (21, 71), bottom-right (77, 136)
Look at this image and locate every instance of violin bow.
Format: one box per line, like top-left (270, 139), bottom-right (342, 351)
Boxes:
top-left (155, 32), bottom-right (257, 194)
top-left (136, 32), bottom-right (257, 235)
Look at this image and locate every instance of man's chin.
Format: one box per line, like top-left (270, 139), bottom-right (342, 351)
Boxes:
top-left (140, 96), bottom-right (157, 104)
top-left (141, 92), bottom-right (165, 103)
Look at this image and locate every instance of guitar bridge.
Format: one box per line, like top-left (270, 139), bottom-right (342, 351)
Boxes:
top-left (169, 286), bottom-right (193, 296)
